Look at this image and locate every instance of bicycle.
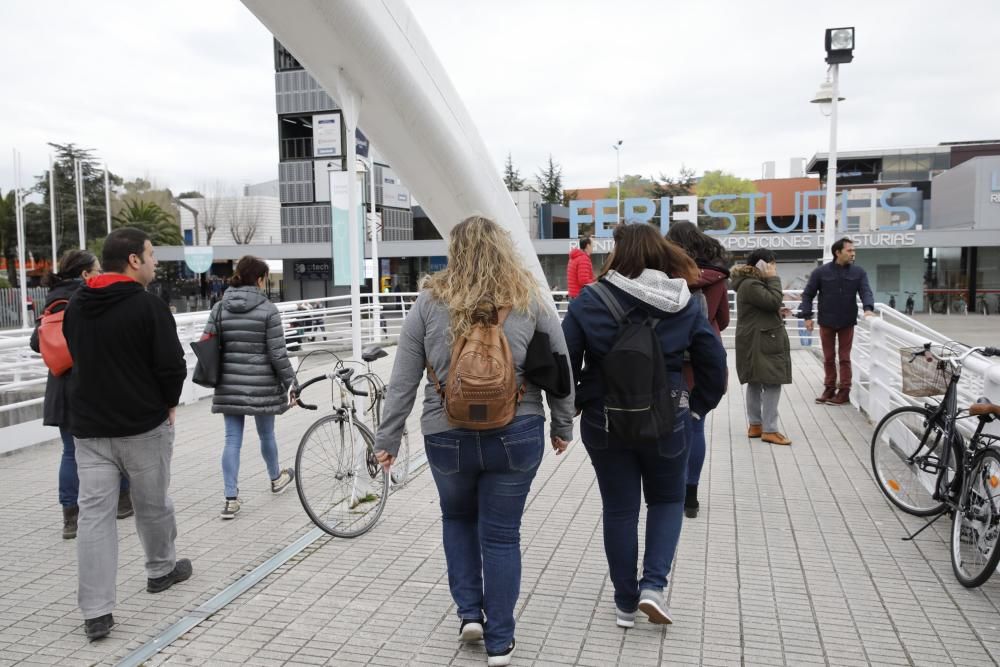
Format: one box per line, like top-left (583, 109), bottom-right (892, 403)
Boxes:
top-left (870, 341), bottom-right (1000, 587)
top-left (904, 291), bottom-right (916, 316)
top-left (294, 365), bottom-right (389, 538)
top-left (977, 293), bottom-right (990, 316)
top-left (951, 294), bottom-right (968, 315)
top-left (888, 293), bottom-right (897, 310)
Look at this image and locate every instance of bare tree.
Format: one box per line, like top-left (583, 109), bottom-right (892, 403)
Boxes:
top-left (198, 181), bottom-right (224, 244)
top-left (228, 195), bottom-right (260, 245)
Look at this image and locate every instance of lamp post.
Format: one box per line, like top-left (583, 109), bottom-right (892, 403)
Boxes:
top-left (612, 139), bottom-right (622, 223)
top-left (811, 27), bottom-right (854, 265)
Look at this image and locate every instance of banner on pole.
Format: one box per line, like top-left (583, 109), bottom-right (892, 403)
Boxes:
top-left (330, 171), bottom-right (365, 286)
top-left (184, 246), bottom-right (214, 274)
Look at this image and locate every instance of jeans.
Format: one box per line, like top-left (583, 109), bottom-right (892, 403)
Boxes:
top-left (582, 412), bottom-right (690, 613)
top-left (746, 383), bottom-right (782, 433)
top-left (59, 427), bottom-right (128, 508)
top-left (820, 325), bottom-right (855, 389)
top-left (76, 421), bottom-right (177, 619)
top-left (222, 414), bottom-right (280, 498)
top-left (423, 415), bottom-right (544, 654)
top-left (686, 414), bottom-right (707, 487)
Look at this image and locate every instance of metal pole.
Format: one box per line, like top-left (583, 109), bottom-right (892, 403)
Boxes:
top-left (13, 150), bottom-right (29, 329)
top-left (615, 146), bottom-right (621, 223)
top-left (104, 163), bottom-right (112, 235)
top-left (74, 158), bottom-right (86, 249)
top-left (369, 156), bottom-right (381, 343)
top-left (49, 155), bottom-right (57, 267)
top-left (822, 64), bottom-right (840, 265)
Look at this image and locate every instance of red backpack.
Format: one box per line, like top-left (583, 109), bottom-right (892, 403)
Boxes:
top-left (38, 299), bottom-right (73, 376)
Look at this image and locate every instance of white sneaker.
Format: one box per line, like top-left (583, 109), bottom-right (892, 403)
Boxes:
top-left (616, 607), bottom-right (636, 628)
top-left (220, 499), bottom-right (241, 519)
top-left (487, 639), bottom-right (515, 666)
top-left (459, 619), bottom-right (484, 642)
top-left (638, 589), bottom-right (673, 625)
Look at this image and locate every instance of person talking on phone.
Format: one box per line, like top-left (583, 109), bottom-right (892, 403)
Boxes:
top-left (731, 249), bottom-right (792, 446)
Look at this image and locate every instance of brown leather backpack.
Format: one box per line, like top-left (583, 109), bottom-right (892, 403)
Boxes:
top-left (427, 306), bottom-right (524, 430)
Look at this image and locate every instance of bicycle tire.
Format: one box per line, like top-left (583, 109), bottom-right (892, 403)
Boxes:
top-left (951, 447), bottom-right (1000, 587)
top-left (295, 414), bottom-right (388, 538)
top-left (871, 406), bottom-right (962, 516)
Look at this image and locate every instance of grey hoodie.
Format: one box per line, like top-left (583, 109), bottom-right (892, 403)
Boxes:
top-left (203, 286), bottom-right (298, 416)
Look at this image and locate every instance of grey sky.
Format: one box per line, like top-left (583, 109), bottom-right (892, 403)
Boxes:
top-left (1, 0), bottom-right (997, 197)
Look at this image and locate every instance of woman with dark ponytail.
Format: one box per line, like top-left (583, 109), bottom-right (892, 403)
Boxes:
top-left (29, 250), bottom-right (133, 539)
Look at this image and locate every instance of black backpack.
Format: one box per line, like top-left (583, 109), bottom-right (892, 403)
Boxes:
top-left (589, 281), bottom-right (679, 446)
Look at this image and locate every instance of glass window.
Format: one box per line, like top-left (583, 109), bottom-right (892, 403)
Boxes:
top-left (876, 265), bottom-right (900, 292)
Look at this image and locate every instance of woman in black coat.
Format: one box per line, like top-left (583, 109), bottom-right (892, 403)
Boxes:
top-left (30, 250), bottom-right (133, 539)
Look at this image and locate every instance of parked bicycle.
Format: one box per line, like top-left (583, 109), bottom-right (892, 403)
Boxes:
top-left (904, 291), bottom-right (916, 316)
top-left (888, 293), bottom-right (897, 310)
top-left (870, 341), bottom-right (1000, 587)
top-left (977, 293), bottom-right (990, 316)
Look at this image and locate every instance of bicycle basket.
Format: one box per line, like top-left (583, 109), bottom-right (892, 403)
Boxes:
top-left (899, 347), bottom-right (949, 397)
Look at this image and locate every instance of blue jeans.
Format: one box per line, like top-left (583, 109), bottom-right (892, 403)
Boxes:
top-left (221, 414), bottom-right (280, 498)
top-left (423, 415), bottom-right (544, 654)
top-left (60, 427), bottom-right (128, 508)
top-left (686, 414), bottom-right (707, 487)
top-left (582, 412), bottom-right (689, 612)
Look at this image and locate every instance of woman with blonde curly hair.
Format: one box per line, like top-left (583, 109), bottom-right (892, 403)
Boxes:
top-left (376, 216), bottom-right (574, 666)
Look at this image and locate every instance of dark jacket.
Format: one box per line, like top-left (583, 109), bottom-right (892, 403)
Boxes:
top-left (797, 261), bottom-right (874, 329)
top-left (682, 261), bottom-right (731, 390)
top-left (28, 278), bottom-right (83, 427)
top-left (731, 265), bottom-right (792, 386)
top-left (203, 286), bottom-right (297, 416)
top-left (562, 273), bottom-right (727, 442)
top-left (566, 248), bottom-right (595, 298)
top-left (62, 276), bottom-right (187, 438)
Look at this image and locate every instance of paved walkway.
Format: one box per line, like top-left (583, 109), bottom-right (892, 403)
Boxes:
top-left (2, 351), bottom-right (1000, 666)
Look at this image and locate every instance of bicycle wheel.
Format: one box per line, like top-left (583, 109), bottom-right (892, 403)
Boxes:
top-left (295, 414), bottom-right (388, 538)
top-left (951, 447), bottom-right (1000, 587)
top-left (871, 406), bottom-right (961, 516)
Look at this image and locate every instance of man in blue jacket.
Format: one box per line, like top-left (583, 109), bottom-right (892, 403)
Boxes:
top-left (798, 237), bottom-right (875, 405)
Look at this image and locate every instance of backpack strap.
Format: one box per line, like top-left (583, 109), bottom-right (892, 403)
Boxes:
top-left (588, 282), bottom-right (629, 325)
top-left (425, 362), bottom-right (444, 399)
top-left (43, 298), bottom-right (70, 318)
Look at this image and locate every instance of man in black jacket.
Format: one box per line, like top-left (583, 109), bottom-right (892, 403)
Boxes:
top-left (63, 228), bottom-right (190, 641)
top-left (798, 237), bottom-right (875, 406)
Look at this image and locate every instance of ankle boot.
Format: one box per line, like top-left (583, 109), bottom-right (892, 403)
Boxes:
top-left (816, 387), bottom-right (836, 404)
top-left (117, 491), bottom-right (134, 520)
top-left (827, 388), bottom-right (851, 405)
top-left (684, 485), bottom-right (700, 519)
top-left (63, 506), bottom-right (79, 539)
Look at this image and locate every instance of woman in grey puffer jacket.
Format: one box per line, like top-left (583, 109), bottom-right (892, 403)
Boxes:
top-left (202, 256), bottom-right (299, 519)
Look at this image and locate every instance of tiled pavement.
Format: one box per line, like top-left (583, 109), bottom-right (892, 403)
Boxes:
top-left (2, 350), bottom-right (1000, 666)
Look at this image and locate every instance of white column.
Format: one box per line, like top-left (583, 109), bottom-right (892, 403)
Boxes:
top-left (104, 163), bottom-right (112, 235)
top-left (49, 155), bottom-right (57, 266)
top-left (336, 73), bottom-right (364, 362)
top-left (74, 159), bottom-right (86, 250)
top-left (13, 150), bottom-right (29, 329)
top-left (822, 64), bottom-right (840, 265)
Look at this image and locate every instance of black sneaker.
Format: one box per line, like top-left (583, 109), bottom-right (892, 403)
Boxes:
top-left (487, 639), bottom-right (515, 667)
top-left (271, 468), bottom-right (295, 494)
top-left (684, 485), bottom-right (699, 519)
top-left (117, 491), bottom-right (134, 520)
top-left (459, 618), bottom-right (484, 642)
top-left (147, 558), bottom-right (193, 593)
top-left (84, 613), bottom-right (114, 641)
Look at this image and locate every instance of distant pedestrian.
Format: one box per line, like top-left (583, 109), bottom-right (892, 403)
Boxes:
top-left (665, 221), bottom-right (731, 518)
top-left (62, 228), bottom-right (190, 641)
top-left (201, 256), bottom-right (298, 520)
top-left (732, 249), bottom-right (793, 446)
top-left (29, 250), bottom-right (133, 540)
top-left (375, 216), bottom-right (574, 666)
top-left (562, 223), bottom-right (727, 629)
top-left (567, 236), bottom-right (595, 299)
top-left (797, 237), bottom-right (875, 405)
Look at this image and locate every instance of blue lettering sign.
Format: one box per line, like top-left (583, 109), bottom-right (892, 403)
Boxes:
top-left (702, 195), bottom-right (738, 235)
top-left (878, 187), bottom-right (919, 231)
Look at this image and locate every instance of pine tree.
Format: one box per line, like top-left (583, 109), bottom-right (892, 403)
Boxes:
top-left (535, 155), bottom-right (564, 204)
top-left (502, 153), bottom-right (526, 191)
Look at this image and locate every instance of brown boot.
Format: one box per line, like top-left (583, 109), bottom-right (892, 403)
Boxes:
top-left (747, 424), bottom-right (763, 438)
top-left (826, 388), bottom-right (851, 406)
top-left (815, 387), bottom-right (836, 404)
top-left (762, 432), bottom-right (792, 446)
top-left (62, 506), bottom-right (79, 540)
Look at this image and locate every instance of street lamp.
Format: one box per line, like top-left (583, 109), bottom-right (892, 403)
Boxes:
top-left (811, 27), bottom-right (854, 264)
top-left (612, 140), bottom-right (623, 223)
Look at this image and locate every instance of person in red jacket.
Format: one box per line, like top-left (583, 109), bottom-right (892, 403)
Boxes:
top-left (567, 237), bottom-right (596, 299)
top-left (665, 221), bottom-right (731, 519)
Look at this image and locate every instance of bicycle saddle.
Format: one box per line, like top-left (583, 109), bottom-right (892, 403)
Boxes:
top-left (362, 345), bottom-right (389, 363)
top-left (970, 399), bottom-right (1000, 418)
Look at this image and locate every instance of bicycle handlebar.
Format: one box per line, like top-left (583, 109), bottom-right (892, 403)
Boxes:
top-left (294, 370), bottom-right (369, 412)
